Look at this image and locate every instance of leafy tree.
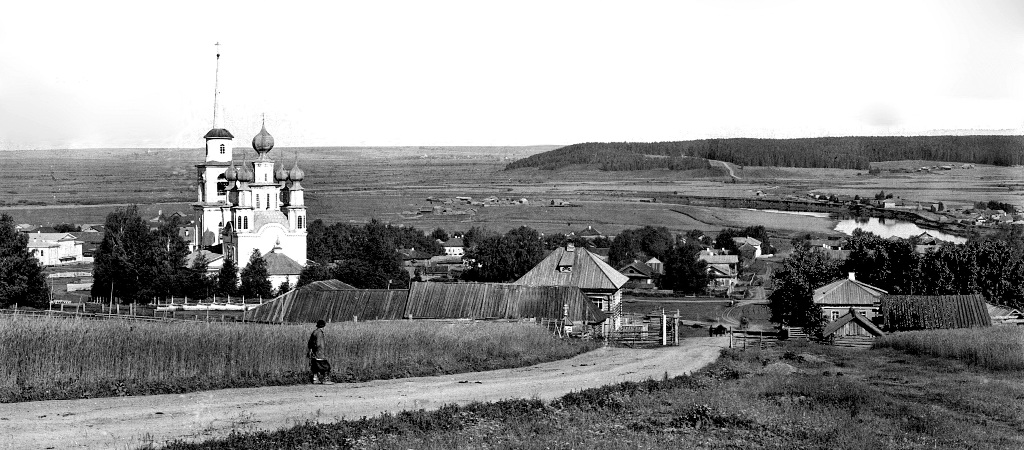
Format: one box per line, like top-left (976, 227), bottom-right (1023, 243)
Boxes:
top-left (239, 249), bottom-right (273, 299)
top-left (216, 257), bottom-right (239, 297)
top-left (661, 243), bottom-right (710, 295)
top-left (185, 252), bottom-right (214, 300)
top-left (609, 226), bottom-right (673, 268)
top-left (277, 280), bottom-right (291, 297)
top-left (297, 262), bottom-right (332, 288)
top-left (53, 223), bottom-right (81, 232)
top-left (768, 246), bottom-right (843, 337)
top-left (92, 205), bottom-right (161, 303)
top-left (430, 228), bottom-right (449, 242)
top-left (462, 226), bottom-right (545, 282)
top-left (0, 213), bottom-right (49, 308)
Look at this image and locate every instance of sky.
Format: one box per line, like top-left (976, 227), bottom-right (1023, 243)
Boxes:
top-left (1, 0), bottom-right (1023, 150)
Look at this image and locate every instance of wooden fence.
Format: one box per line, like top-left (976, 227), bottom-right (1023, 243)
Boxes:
top-left (729, 329), bottom-right (782, 350)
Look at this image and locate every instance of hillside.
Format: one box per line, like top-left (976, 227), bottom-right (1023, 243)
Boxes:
top-left (506, 136), bottom-right (1024, 170)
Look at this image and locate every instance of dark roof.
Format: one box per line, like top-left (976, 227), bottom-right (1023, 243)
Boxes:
top-left (69, 232), bottom-right (104, 244)
top-left (823, 310), bottom-right (885, 337)
top-left (619, 261), bottom-right (655, 278)
top-left (244, 281), bottom-right (605, 324)
top-left (443, 237), bottom-right (464, 247)
top-left (879, 294), bottom-right (992, 331)
top-left (407, 282), bottom-right (605, 323)
top-left (303, 279), bottom-right (357, 291)
top-left (245, 288), bottom-right (409, 323)
top-left (515, 246), bottom-right (628, 291)
top-left (203, 128), bottom-right (234, 139)
top-left (814, 276), bottom-right (887, 305)
top-left (262, 250), bottom-right (304, 275)
top-left (577, 226), bottom-right (602, 237)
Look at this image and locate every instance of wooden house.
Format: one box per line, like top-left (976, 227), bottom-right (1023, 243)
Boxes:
top-left (515, 243), bottom-right (628, 331)
top-left (698, 252), bottom-right (739, 294)
top-left (879, 294), bottom-right (991, 331)
top-left (618, 261), bottom-right (657, 290)
top-left (821, 309), bottom-right (885, 348)
top-left (813, 273), bottom-right (887, 324)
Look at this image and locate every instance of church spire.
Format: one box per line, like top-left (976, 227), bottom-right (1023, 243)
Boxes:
top-left (212, 42), bottom-right (221, 129)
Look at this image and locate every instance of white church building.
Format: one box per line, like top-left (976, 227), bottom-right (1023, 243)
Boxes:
top-left (191, 122), bottom-right (308, 282)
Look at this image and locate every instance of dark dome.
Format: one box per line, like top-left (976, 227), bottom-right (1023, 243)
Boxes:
top-left (236, 163), bottom-right (254, 182)
top-left (252, 124), bottom-right (274, 154)
top-left (275, 164), bottom-right (289, 182)
top-left (223, 164), bottom-right (238, 181)
top-left (289, 162), bottom-right (305, 181)
top-left (204, 128), bottom-right (234, 139)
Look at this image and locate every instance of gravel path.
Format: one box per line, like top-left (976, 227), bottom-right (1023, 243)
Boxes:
top-left (0, 337), bottom-right (726, 450)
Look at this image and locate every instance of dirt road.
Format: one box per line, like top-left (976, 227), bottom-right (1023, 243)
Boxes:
top-left (0, 338), bottom-right (725, 450)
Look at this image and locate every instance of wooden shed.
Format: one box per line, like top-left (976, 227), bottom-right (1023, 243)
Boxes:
top-left (243, 281), bottom-right (605, 325)
top-left (879, 294), bottom-right (992, 331)
top-left (822, 309), bottom-right (885, 349)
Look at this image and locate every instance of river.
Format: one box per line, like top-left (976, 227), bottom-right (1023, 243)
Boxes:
top-left (834, 217), bottom-right (967, 244)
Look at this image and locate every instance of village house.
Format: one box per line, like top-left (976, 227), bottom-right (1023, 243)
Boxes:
top-left (698, 251), bottom-right (739, 295)
top-left (442, 237), bottom-right (465, 257)
top-left (618, 261), bottom-right (658, 290)
top-left (26, 232), bottom-right (84, 266)
top-left (515, 243), bottom-right (628, 331)
top-left (813, 272), bottom-right (887, 329)
top-left (987, 303), bottom-right (1024, 325)
top-left (573, 225), bottom-right (603, 240)
top-left (732, 236), bottom-right (762, 259)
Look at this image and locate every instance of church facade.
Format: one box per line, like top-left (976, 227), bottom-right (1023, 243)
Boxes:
top-left (192, 122), bottom-right (308, 274)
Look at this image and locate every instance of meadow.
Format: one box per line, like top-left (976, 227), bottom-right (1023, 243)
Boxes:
top-left (0, 315), bottom-right (598, 403)
top-left (160, 340), bottom-right (1024, 449)
top-left (874, 326), bottom-right (1024, 370)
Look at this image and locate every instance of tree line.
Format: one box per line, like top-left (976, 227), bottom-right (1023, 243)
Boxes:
top-left (507, 136), bottom-right (1024, 171)
top-left (770, 228), bottom-right (1024, 335)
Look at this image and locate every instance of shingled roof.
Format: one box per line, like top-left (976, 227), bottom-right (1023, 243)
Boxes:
top-left (514, 245), bottom-right (628, 291)
top-left (243, 281), bottom-right (606, 324)
top-left (879, 294), bottom-right (991, 331)
top-left (814, 274), bottom-right (887, 306)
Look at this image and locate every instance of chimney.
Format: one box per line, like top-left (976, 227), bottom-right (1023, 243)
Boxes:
top-left (566, 242), bottom-right (575, 252)
top-left (848, 272), bottom-right (856, 281)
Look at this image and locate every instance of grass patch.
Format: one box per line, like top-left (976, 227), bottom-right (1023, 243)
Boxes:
top-left (874, 326), bottom-right (1024, 370)
top-left (158, 340), bottom-right (1024, 449)
top-left (0, 316), bottom-right (598, 403)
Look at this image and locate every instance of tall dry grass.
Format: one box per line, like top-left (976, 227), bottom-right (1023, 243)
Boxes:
top-left (0, 316), bottom-right (597, 402)
top-left (874, 326), bottom-right (1024, 370)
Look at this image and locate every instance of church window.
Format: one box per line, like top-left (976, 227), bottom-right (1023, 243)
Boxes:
top-left (238, 217), bottom-right (242, 230)
top-left (267, 194), bottom-right (271, 209)
top-left (298, 216), bottom-right (304, 229)
top-left (256, 195), bottom-right (260, 209)
top-left (243, 216), bottom-right (248, 229)
top-left (219, 144), bottom-right (225, 154)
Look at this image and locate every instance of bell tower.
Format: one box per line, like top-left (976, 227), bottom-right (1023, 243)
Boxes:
top-left (193, 43), bottom-right (234, 249)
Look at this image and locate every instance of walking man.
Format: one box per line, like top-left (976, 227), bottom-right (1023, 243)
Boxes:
top-left (307, 319), bottom-right (332, 384)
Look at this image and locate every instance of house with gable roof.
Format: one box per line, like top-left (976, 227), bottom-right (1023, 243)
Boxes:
top-left (618, 261), bottom-right (658, 290)
top-left (515, 243), bottom-right (629, 331)
top-left (26, 232), bottom-right (83, 266)
top-left (813, 272), bottom-right (887, 336)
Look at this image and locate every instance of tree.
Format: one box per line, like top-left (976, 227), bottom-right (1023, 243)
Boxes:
top-left (430, 228), bottom-right (449, 242)
top-left (609, 226), bottom-right (673, 268)
top-left (217, 257), bottom-right (239, 297)
top-left (53, 223), bottom-right (81, 232)
top-left (297, 262), bottom-right (332, 288)
top-left (0, 213), bottom-right (49, 308)
top-left (277, 280), bottom-right (291, 297)
top-left (239, 249), bottom-right (273, 299)
top-left (768, 246), bottom-right (843, 338)
top-left (661, 243), bottom-right (710, 295)
top-left (462, 226), bottom-right (544, 282)
top-left (92, 206), bottom-right (161, 303)
top-left (185, 252), bottom-right (214, 300)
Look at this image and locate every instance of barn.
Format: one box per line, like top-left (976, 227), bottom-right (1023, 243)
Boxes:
top-left (244, 281), bottom-right (606, 326)
top-left (821, 308), bottom-right (885, 348)
top-left (879, 294), bottom-right (992, 331)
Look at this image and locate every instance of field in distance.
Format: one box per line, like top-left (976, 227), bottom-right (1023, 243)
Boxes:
top-left (2, 146), bottom-right (1021, 238)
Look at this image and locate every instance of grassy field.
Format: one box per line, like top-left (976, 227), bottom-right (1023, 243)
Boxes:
top-left (0, 316), bottom-right (598, 403)
top-left (875, 326), bottom-right (1024, 371)
top-left (159, 340), bottom-right (1024, 449)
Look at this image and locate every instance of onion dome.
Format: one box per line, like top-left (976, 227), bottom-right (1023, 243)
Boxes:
top-left (289, 161), bottom-right (305, 181)
top-left (223, 163), bottom-right (238, 181)
top-left (275, 164), bottom-right (290, 182)
top-left (252, 122), bottom-right (274, 157)
top-left (236, 162), bottom-right (254, 183)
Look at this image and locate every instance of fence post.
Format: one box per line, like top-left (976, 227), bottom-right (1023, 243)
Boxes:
top-left (662, 311), bottom-right (667, 346)
top-left (729, 327), bottom-right (733, 348)
top-left (674, 311), bottom-right (679, 345)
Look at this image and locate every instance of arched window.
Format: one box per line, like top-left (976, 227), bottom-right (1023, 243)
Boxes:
top-left (298, 216), bottom-right (304, 229)
top-left (238, 217), bottom-right (242, 230)
top-left (256, 195), bottom-right (260, 209)
top-left (219, 144), bottom-right (226, 155)
top-left (243, 216), bottom-right (248, 229)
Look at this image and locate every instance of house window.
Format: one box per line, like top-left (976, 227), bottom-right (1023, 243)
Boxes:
top-left (830, 311), bottom-right (839, 321)
top-left (219, 144), bottom-right (225, 155)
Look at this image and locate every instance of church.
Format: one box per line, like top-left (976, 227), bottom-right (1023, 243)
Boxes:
top-left (191, 121), bottom-right (308, 287)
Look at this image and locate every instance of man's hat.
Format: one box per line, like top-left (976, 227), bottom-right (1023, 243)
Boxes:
top-left (316, 319), bottom-right (326, 328)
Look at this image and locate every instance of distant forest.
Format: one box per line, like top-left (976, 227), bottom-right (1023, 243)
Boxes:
top-left (506, 136), bottom-right (1024, 170)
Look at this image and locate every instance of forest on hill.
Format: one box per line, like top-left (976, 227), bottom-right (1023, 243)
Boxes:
top-left (506, 136), bottom-right (1024, 170)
